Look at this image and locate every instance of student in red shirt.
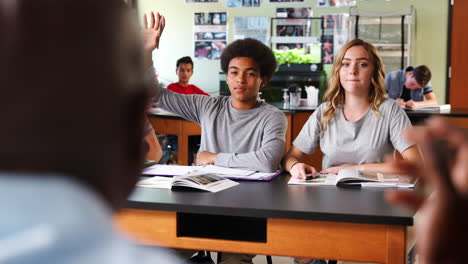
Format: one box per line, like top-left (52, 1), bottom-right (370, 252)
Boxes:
top-left (167, 56), bottom-right (210, 96)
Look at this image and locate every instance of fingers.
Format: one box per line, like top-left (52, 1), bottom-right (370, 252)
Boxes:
top-left (320, 168), bottom-right (335, 174)
top-left (291, 163), bottom-right (316, 179)
top-left (428, 118), bottom-right (468, 195)
top-left (150, 11), bottom-right (155, 29)
top-left (160, 15), bottom-right (166, 34)
top-left (385, 191), bottom-right (424, 211)
top-left (295, 165), bottom-right (308, 179)
top-left (143, 13), bottom-right (148, 29)
top-left (154, 12), bottom-right (160, 30)
top-left (307, 166), bottom-right (317, 177)
top-left (403, 124), bottom-right (452, 195)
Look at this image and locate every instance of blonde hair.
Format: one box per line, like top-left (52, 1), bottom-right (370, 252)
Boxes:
top-left (321, 38), bottom-right (386, 133)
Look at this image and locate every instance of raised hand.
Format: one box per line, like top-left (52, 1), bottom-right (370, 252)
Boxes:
top-left (386, 118), bottom-right (468, 264)
top-left (142, 11), bottom-right (165, 53)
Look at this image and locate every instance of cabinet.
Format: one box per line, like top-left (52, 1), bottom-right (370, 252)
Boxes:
top-left (348, 7), bottom-right (415, 73)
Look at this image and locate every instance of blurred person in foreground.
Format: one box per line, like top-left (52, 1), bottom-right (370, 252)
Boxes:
top-left (386, 117), bottom-right (468, 264)
top-left (0, 1), bottom-right (180, 263)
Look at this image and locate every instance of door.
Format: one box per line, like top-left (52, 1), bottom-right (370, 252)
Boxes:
top-left (449, 0), bottom-right (468, 107)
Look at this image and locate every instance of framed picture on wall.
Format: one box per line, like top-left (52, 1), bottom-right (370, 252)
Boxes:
top-left (187, 0), bottom-right (218, 2)
top-left (233, 16), bottom-right (269, 44)
top-left (276, 7), bottom-right (312, 18)
top-left (227, 0), bottom-right (260, 8)
top-left (194, 12), bottom-right (227, 60)
top-left (317, 0), bottom-right (356, 7)
top-left (270, 0), bottom-right (304, 2)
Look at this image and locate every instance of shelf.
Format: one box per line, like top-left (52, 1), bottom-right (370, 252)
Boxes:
top-left (271, 36), bottom-right (320, 44)
top-left (372, 43), bottom-right (408, 47)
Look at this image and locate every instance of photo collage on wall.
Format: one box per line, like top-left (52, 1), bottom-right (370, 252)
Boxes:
top-left (317, 0), bottom-right (356, 7)
top-left (227, 0), bottom-right (260, 8)
top-left (275, 7), bottom-right (312, 50)
top-left (320, 14), bottom-right (349, 64)
top-left (194, 12), bottom-right (227, 60)
top-left (186, 0), bottom-right (218, 2)
top-left (233, 17), bottom-right (269, 44)
top-left (270, 0), bottom-right (304, 2)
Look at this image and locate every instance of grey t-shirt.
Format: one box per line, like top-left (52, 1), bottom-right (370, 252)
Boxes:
top-left (151, 76), bottom-right (287, 172)
top-left (293, 98), bottom-right (414, 169)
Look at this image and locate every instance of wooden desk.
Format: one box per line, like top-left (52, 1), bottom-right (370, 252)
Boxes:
top-left (148, 112), bottom-right (293, 165)
top-left (116, 175), bottom-right (413, 263)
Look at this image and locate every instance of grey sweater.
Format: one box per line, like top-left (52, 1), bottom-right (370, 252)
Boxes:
top-left (151, 77), bottom-right (287, 172)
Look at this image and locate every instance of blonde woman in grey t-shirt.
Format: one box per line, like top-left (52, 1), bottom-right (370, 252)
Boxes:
top-left (284, 39), bottom-right (422, 181)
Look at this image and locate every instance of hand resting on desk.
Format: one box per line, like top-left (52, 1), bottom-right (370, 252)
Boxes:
top-left (197, 151), bottom-right (218, 165)
top-left (290, 162), bottom-right (317, 180)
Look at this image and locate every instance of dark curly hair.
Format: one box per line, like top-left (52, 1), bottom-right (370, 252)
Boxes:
top-left (220, 38), bottom-right (277, 81)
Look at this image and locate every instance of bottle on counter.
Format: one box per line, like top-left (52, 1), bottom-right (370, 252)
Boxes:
top-left (282, 88), bottom-right (290, 109)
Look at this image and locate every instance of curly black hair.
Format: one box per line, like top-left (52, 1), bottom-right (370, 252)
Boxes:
top-left (220, 38), bottom-right (277, 81)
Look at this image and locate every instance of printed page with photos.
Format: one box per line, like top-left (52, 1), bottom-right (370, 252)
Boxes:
top-left (288, 169), bottom-right (416, 188)
top-left (137, 171), bottom-right (239, 193)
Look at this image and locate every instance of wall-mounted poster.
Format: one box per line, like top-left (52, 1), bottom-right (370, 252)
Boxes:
top-left (270, 0), bottom-right (304, 2)
top-left (233, 17), bottom-right (269, 44)
top-left (317, 0), bottom-right (356, 7)
top-left (227, 0), bottom-right (260, 7)
top-left (194, 12), bottom-right (227, 60)
top-left (187, 0), bottom-right (218, 2)
top-left (321, 35), bottom-right (334, 64)
top-left (321, 14), bottom-right (349, 64)
top-left (274, 8), bottom-right (313, 50)
top-left (276, 7), bottom-right (312, 18)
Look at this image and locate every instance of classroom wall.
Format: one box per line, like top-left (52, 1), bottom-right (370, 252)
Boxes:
top-left (138, 0), bottom-right (448, 102)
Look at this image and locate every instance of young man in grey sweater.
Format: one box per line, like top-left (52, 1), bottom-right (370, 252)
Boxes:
top-left (146, 14), bottom-right (287, 173)
top-left (143, 12), bottom-right (287, 264)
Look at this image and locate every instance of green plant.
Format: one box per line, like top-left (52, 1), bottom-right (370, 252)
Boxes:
top-left (273, 48), bottom-right (320, 65)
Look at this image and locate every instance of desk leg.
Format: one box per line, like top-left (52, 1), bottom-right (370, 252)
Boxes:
top-left (177, 135), bottom-right (189, 165)
top-left (385, 225), bottom-right (406, 264)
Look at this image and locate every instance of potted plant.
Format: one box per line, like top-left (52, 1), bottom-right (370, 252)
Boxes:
top-left (273, 48), bottom-right (322, 72)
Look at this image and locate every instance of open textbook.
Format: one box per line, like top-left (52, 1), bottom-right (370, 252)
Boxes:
top-left (288, 168), bottom-right (416, 188)
top-left (142, 164), bottom-right (281, 181)
top-left (137, 171), bottom-right (239, 192)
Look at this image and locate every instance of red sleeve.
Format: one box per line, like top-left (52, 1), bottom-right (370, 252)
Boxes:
top-left (191, 85), bottom-right (210, 96)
